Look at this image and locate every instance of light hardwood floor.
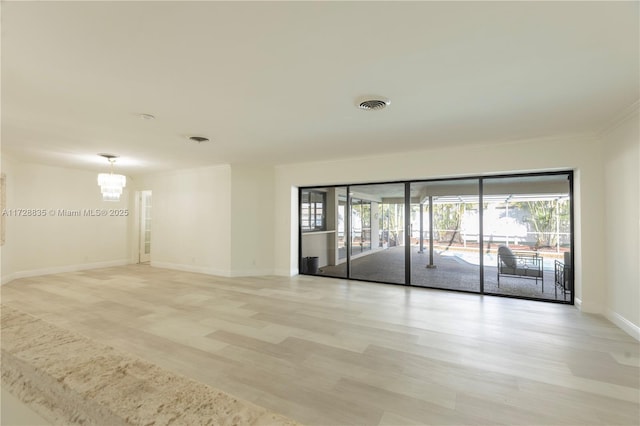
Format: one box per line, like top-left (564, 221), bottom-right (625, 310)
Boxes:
top-left (1, 264), bottom-right (638, 425)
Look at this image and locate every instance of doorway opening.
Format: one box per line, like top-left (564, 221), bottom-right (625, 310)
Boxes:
top-left (138, 190), bottom-right (152, 263)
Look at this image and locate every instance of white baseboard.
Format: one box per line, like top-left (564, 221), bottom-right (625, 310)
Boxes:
top-left (150, 261), bottom-right (230, 277)
top-left (228, 269), bottom-right (275, 278)
top-left (1, 259), bottom-right (131, 286)
top-left (605, 309), bottom-right (640, 341)
top-left (574, 297), bottom-right (582, 309)
top-left (273, 268), bottom-right (297, 277)
top-left (574, 297), bottom-right (604, 314)
top-left (149, 262), bottom-right (280, 278)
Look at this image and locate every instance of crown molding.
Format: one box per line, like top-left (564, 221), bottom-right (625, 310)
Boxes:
top-left (599, 100), bottom-right (640, 136)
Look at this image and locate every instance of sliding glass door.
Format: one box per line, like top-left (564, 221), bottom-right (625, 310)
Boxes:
top-left (350, 183), bottom-right (405, 284)
top-left (299, 171), bottom-right (573, 304)
top-left (300, 186), bottom-right (347, 278)
top-left (482, 174), bottom-right (572, 301)
top-left (410, 180), bottom-right (480, 292)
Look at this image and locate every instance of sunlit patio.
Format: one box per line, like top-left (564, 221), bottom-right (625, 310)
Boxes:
top-left (302, 172), bottom-right (573, 304)
top-left (319, 245), bottom-right (571, 302)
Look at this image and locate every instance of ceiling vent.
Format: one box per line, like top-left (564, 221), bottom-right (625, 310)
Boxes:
top-left (358, 98), bottom-right (390, 110)
top-left (188, 136), bottom-right (210, 143)
top-left (97, 153), bottom-right (119, 160)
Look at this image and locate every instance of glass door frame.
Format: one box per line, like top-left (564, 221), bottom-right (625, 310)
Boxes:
top-left (298, 170), bottom-right (574, 305)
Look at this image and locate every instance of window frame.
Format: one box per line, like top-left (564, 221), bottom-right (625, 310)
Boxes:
top-left (301, 189), bottom-right (327, 232)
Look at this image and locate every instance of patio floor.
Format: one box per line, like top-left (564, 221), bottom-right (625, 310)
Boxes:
top-left (317, 245), bottom-right (571, 302)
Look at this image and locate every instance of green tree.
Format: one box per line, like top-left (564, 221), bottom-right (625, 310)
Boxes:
top-left (379, 203), bottom-right (403, 246)
top-left (432, 203), bottom-right (473, 247)
top-left (525, 199), bottom-right (569, 248)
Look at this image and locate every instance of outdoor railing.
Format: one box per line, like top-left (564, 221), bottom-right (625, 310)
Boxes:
top-left (408, 229), bottom-right (571, 253)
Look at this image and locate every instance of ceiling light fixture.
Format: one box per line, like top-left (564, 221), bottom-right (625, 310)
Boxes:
top-left (97, 154), bottom-right (126, 202)
top-left (139, 114), bottom-right (155, 120)
top-left (357, 97), bottom-right (391, 110)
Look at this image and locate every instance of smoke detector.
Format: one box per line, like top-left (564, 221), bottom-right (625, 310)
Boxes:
top-left (357, 97), bottom-right (391, 110)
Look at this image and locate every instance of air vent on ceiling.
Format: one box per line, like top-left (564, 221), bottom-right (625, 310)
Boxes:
top-left (98, 153), bottom-right (119, 160)
top-left (188, 136), bottom-right (210, 143)
top-left (358, 98), bottom-right (390, 110)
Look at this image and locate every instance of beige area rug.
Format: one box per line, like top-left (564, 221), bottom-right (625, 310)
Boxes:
top-left (0, 304), bottom-right (301, 426)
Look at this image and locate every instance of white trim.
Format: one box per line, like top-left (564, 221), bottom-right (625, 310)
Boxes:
top-left (605, 309), bottom-right (640, 341)
top-left (229, 269), bottom-right (275, 278)
top-left (599, 100), bottom-right (640, 136)
top-left (574, 297), bottom-right (605, 314)
top-left (150, 261), bottom-right (230, 277)
top-left (1, 259), bottom-right (130, 285)
top-left (273, 268), bottom-right (297, 277)
top-left (576, 299), bottom-right (602, 314)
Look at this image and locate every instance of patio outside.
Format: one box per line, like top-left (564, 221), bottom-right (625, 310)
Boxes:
top-left (303, 173), bottom-right (573, 303)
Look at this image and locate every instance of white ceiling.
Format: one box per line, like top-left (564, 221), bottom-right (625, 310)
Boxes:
top-left (2, 1), bottom-right (638, 175)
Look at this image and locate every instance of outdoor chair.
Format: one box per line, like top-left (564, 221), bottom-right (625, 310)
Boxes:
top-left (554, 251), bottom-right (572, 300)
top-left (497, 245), bottom-right (544, 291)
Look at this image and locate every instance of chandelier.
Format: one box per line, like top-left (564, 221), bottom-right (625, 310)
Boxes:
top-left (97, 154), bottom-right (126, 202)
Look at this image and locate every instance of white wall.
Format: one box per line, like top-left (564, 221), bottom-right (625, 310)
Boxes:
top-left (229, 165), bottom-right (275, 276)
top-left (1, 156), bottom-right (130, 284)
top-left (602, 106), bottom-right (640, 339)
top-left (301, 232), bottom-right (331, 268)
top-left (132, 165), bottom-right (232, 276)
top-left (1, 127), bottom-right (635, 336)
top-left (274, 134), bottom-right (606, 313)
top-left (1, 160), bottom-right (272, 281)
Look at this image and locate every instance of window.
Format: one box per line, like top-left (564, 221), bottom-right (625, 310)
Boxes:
top-left (301, 190), bottom-right (326, 232)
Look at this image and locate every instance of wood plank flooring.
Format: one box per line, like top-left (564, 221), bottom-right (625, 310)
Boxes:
top-left (1, 264), bottom-right (638, 425)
